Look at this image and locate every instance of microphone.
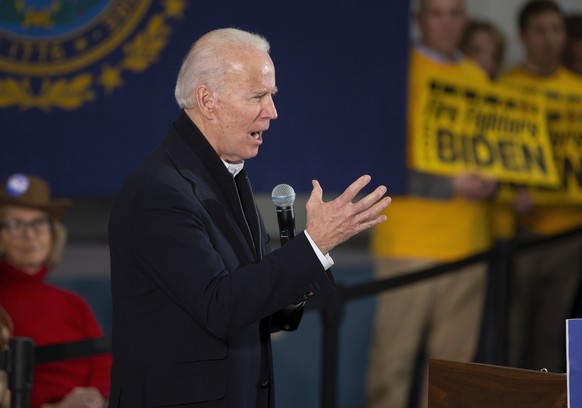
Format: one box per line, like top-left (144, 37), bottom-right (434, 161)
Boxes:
top-left (271, 184), bottom-right (296, 246)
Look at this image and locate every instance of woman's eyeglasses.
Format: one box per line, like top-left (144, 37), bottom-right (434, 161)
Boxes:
top-left (0, 218), bottom-right (52, 238)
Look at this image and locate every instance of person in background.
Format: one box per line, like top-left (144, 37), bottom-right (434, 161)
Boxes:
top-left (0, 173), bottom-right (111, 408)
top-left (108, 28), bottom-right (390, 408)
top-left (563, 14), bottom-right (582, 76)
top-left (461, 19), bottom-right (506, 80)
top-left (366, 0), bottom-right (496, 407)
top-left (500, 0), bottom-right (582, 372)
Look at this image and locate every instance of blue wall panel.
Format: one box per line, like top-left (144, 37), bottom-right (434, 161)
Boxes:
top-left (0, 0), bottom-right (409, 196)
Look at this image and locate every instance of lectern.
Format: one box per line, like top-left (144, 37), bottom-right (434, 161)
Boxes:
top-left (429, 359), bottom-right (567, 408)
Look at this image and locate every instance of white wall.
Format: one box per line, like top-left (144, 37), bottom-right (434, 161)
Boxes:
top-left (465, 0), bottom-right (582, 69)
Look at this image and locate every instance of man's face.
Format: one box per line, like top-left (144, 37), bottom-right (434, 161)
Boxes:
top-left (209, 49), bottom-right (278, 163)
top-left (521, 11), bottom-right (565, 70)
top-left (417, 0), bottom-right (467, 57)
top-left (463, 29), bottom-right (498, 79)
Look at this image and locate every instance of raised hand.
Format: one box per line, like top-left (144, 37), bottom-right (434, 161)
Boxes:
top-left (305, 175), bottom-right (391, 254)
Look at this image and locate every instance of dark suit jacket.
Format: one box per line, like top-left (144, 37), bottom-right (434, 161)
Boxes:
top-left (108, 111), bottom-right (335, 408)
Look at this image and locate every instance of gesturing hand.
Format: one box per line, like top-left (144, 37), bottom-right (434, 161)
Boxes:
top-left (305, 175), bottom-right (391, 255)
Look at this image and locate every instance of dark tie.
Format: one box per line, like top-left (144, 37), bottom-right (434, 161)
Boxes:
top-left (234, 170), bottom-right (261, 260)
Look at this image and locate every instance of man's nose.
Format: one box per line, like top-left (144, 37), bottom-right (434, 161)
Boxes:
top-left (263, 95), bottom-right (278, 120)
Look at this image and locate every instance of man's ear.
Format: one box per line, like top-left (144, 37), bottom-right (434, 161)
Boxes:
top-left (195, 85), bottom-right (215, 119)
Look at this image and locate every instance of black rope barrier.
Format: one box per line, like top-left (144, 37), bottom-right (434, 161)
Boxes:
top-left (34, 337), bottom-right (111, 365)
top-left (0, 336), bottom-right (112, 408)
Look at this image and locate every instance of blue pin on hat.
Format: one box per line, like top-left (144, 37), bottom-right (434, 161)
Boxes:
top-left (5, 174), bottom-right (30, 197)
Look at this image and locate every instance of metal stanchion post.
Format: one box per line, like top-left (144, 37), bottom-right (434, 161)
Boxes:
top-left (487, 238), bottom-right (515, 365)
top-left (320, 284), bottom-right (345, 408)
top-left (6, 337), bottom-right (35, 408)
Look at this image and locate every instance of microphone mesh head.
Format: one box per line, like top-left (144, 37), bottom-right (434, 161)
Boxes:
top-left (271, 184), bottom-right (296, 206)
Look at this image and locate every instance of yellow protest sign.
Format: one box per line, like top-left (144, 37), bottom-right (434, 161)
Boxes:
top-left (528, 87), bottom-right (582, 203)
top-left (411, 74), bottom-right (559, 187)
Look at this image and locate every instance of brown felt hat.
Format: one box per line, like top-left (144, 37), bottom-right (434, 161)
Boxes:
top-left (0, 174), bottom-right (71, 220)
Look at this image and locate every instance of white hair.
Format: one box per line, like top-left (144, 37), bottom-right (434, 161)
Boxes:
top-left (174, 28), bottom-right (271, 109)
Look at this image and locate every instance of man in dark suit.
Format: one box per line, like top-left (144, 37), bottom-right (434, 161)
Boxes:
top-left (108, 27), bottom-right (391, 408)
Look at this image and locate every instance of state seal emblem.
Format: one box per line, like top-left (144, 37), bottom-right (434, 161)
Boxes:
top-left (0, 0), bottom-right (187, 110)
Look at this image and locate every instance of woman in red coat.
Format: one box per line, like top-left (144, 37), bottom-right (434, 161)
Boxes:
top-left (0, 173), bottom-right (111, 408)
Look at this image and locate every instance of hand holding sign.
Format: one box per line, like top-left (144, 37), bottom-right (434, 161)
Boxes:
top-left (453, 173), bottom-right (498, 201)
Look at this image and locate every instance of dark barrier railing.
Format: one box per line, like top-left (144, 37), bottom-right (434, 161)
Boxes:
top-left (1, 336), bottom-right (110, 408)
top-left (2, 226), bottom-right (582, 408)
top-left (307, 225), bottom-right (582, 408)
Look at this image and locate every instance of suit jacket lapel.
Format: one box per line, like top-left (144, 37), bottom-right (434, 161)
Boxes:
top-left (163, 111), bottom-right (259, 263)
top-left (235, 170), bottom-right (261, 260)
